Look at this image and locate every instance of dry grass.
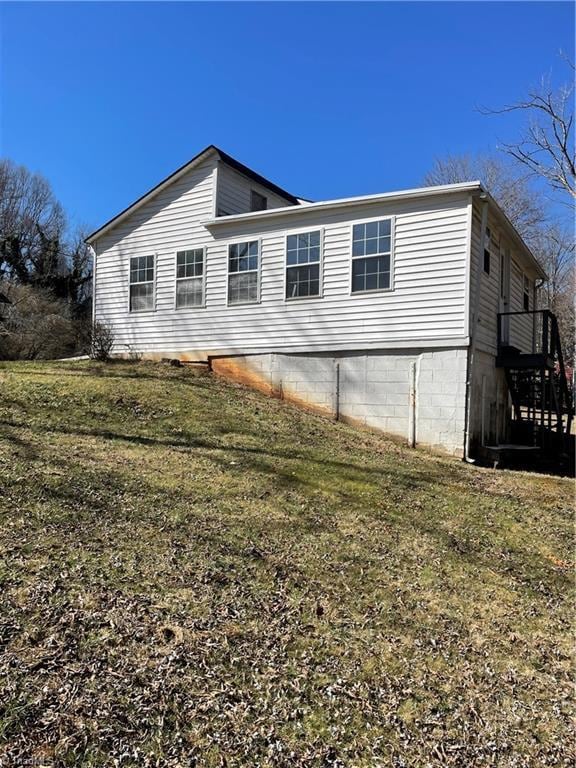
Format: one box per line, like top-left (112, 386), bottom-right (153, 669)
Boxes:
top-left (0, 360), bottom-right (573, 767)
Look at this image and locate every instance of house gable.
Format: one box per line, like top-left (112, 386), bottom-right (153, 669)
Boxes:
top-left (87, 145), bottom-right (301, 244)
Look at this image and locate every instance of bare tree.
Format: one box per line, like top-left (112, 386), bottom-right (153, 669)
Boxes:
top-left (423, 153), bottom-right (545, 242)
top-left (0, 160), bottom-right (95, 359)
top-left (0, 159), bottom-right (66, 282)
top-left (481, 64), bottom-right (575, 200)
top-left (531, 225), bottom-right (575, 364)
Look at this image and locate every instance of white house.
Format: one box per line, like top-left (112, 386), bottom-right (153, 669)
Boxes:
top-left (87, 145), bottom-right (556, 460)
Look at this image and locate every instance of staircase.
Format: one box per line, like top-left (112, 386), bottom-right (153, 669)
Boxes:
top-left (496, 310), bottom-right (574, 464)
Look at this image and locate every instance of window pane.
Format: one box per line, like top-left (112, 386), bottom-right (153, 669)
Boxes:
top-left (286, 264), bottom-right (320, 299)
top-left (365, 221), bottom-right (378, 239)
top-left (298, 234), bottom-right (309, 249)
top-left (378, 236), bottom-right (391, 253)
top-left (130, 282), bottom-right (154, 311)
top-left (287, 249), bottom-right (298, 265)
top-left (177, 249), bottom-right (204, 278)
top-left (176, 277), bottom-right (203, 308)
top-left (365, 238), bottom-right (378, 255)
top-left (352, 256), bottom-right (390, 293)
top-left (378, 220), bottom-right (391, 237)
top-left (130, 255), bottom-right (154, 285)
top-left (353, 220), bottom-right (391, 259)
top-left (285, 230), bottom-right (321, 267)
top-left (228, 272), bottom-right (258, 304)
top-left (229, 242), bottom-right (258, 272)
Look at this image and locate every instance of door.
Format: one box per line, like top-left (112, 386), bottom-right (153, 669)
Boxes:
top-left (499, 246), bottom-right (511, 345)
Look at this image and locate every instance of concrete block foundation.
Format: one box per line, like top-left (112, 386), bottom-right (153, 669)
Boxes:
top-left (211, 348), bottom-right (469, 457)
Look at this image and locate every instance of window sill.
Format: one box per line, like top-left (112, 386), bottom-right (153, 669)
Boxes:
top-left (285, 295), bottom-right (323, 302)
top-left (351, 287), bottom-right (394, 296)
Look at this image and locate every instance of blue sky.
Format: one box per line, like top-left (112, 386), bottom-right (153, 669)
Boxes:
top-left (1, 1), bottom-right (574, 231)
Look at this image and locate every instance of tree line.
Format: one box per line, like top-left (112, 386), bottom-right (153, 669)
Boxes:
top-left (0, 159), bottom-right (93, 359)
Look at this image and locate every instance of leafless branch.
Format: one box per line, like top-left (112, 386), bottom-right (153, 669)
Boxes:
top-left (480, 70), bottom-right (575, 199)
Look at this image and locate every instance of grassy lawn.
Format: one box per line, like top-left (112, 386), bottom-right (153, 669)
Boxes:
top-left (0, 361), bottom-right (573, 767)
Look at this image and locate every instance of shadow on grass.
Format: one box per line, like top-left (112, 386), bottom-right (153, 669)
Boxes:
top-left (0, 413), bottom-right (570, 597)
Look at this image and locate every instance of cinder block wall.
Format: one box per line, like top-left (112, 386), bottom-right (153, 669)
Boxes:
top-left (468, 349), bottom-right (509, 450)
top-left (211, 348), bottom-right (469, 457)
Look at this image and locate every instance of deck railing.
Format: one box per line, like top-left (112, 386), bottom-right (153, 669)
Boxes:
top-left (497, 309), bottom-right (573, 432)
top-left (497, 309), bottom-right (554, 357)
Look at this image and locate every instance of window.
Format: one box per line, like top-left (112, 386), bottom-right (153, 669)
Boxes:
top-left (483, 228), bottom-right (491, 274)
top-left (250, 190), bottom-right (267, 212)
top-left (228, 241), bottom-right (259, 304)
top-left (523, 275), bottom-right (530, 311)
top-left (286, 231), bottom-right (321, 299)
top-left (217, 208), bottom-right (232, 217)
top-left (129, 255), bottom-right (154, 311)
top-left (351, 219), bottom-right (392, 293)
top-left (176, 248), bottom-right (204, 308)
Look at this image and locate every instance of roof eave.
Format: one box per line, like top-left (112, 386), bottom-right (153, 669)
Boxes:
top-left (204, 181), bottom-right (483, 228)
top-left (479, 190), bottom-right (547, 280)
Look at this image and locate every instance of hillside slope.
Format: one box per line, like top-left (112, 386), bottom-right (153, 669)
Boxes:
top-left (0, 361), bottom-right (573, 767)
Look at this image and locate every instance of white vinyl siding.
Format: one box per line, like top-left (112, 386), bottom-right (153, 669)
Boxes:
top-left (216, 163), bottom-right (296, 217)
top-left (470, 199), bottom-right (538, 355)
top-left (523, 274), bottom-right (531, 311)
top-left (94, 188), bottom-right (472, 359)
top-left (509, 261), bottom-right (533, 352)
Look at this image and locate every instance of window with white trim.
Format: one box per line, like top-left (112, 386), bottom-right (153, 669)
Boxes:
top-left (228, 241), bottom-right (259, 304)
top-left (351, 220), bottom-right (392, 293)
top-left (176, 248), bottom-right (204, 308)
top-left (286, 231), bottom-right (321, 299)
top-left (129, 255), bottom-right (154, 311)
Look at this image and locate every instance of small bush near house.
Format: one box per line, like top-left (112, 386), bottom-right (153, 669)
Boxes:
top-left (89, 320), bottom-right (115, 361)
top-left (0, 283), bottom-right (81, 360)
